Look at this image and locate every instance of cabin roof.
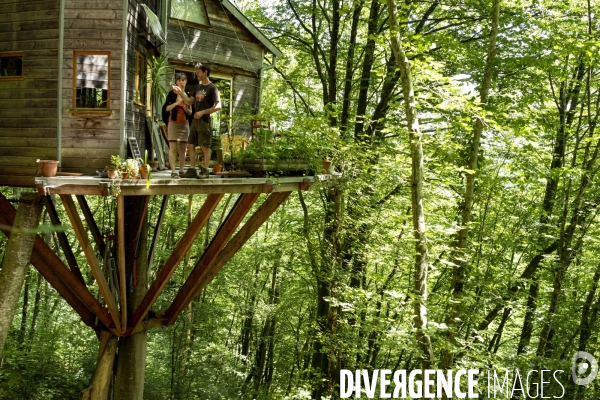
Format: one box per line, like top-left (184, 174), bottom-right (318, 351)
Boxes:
top-left (220, 0), bottom-right (282, 59)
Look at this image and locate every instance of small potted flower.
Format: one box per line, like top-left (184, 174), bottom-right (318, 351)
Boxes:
top-left (123, 158), bottom-right (140, 179)
top-left (106, 155), bottom-right (123, 179)
top-left (139, 150), bottom-right (150, 179)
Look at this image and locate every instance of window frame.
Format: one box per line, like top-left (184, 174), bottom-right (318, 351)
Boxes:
top-left (72, 51), bottom-right (111, 111)
top-left (169, 0), bottom-right (211, 28)
top-left (134, 50), bottom-right (147, 106)
top-left (0, 52), bottom-right (24, 81)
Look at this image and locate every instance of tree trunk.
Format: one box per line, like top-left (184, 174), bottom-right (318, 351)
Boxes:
top-left (442, 0), bottom-right (501, 369)
top-left (114, 196), bottom-right (149, 399)
top-left (517, 276), bottom-right (539, 354)
top-left (387, 0), bottom-right (433, 369)
top-left (0, 192), bottom-right (44, 355)
top-left (18, 265), bottom-right (30, 345)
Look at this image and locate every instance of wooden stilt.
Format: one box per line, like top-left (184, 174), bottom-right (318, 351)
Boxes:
top-left (87, 331), bottom-right (117, 400)
top-left (43, 196), bottom-right (86, 284)
top-left (164, 193), bottom-right (260, 325)
top-left (147, 195), bottom-right (169, 269)
top-left (76, 195), bottom-right (106, 257)
top-left (128, 193), bottom-right (223, 334)
top-left (117, 195), bottom-right (127, 333)
top-left (115, 196), bottom-right (149, 399)
top-left (191, 191), bottom-right (292, 299)
top-left (60, 194), bottom-right (122, 334)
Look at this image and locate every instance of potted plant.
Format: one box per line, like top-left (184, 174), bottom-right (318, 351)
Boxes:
top-left (139, 150), bottom-right (150, 179)
top-left (106, 155), bottom-right (123, 179)
top-left (123, 158), bottom-right (139, 179)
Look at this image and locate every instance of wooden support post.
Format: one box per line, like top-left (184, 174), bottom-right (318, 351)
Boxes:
top-left (128, 193), bottom-right (223, 334)
top-left (76, 195), bottom-right (106, 257)
top-left (115, 196), bottom-right (149, 399)
top-left (164, 193), bottom-right (260, 325)
top-left (60, 194), bottom-right (122, 334)
top-left (83, 331), bottom-right (117, 400)
top-left (147, 195), bottom-right (169, 269)
top-left (43, 195), bottom-right (85, 285)
top-left (191, 191), bottom-right (292, 300)
top-left (0, 193), bottom-right (44, 354)
top-left (117, 195), bottom-right (127, 332)
top-left (0, 196), bottom-right (114, 331)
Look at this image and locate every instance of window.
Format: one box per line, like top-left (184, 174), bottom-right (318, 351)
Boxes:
top-left (134, 50), bottom-right (147, 105)
top-left (0, 52), bottom-right (23, 80)
top-left (73, 51), bottom-right (110, 110)
top-left (170, 0), bottom-right (209, 26)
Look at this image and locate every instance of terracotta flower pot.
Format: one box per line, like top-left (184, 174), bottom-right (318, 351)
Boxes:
top-left (106, 167), bottom-right (118, 179)
top-left (212, 164), bottom-right (222, 173)
top-left (38, 160), bottom-right (59, 177)
top-left (321, 160), bottom-right (332, 173)
top-left (149, 161), bottom-right (159, 172)
top-left (139, 166), bottom-right (149, 179)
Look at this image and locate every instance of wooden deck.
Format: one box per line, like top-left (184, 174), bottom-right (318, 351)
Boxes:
top-left (34, 170), bottom-right (339, 196)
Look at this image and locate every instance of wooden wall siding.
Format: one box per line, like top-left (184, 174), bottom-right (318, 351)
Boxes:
top-left (60, 0), bottom-right (124, 174)
top-left (0, 0), bottom-right (60, 187)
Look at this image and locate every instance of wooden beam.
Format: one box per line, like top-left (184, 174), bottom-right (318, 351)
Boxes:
top-left (148, 195), bottom-right (168, 268)
top-left (60, 194), bottom-right (122, 334)
top-left (43, 195), bottom-right (85, 285)
top-left (128, 193), bottom-right (223, 334)
top-left (76, 195), bottom-right (106, 257)
top-left (117, 195), bottom-right (127, 332)
top-left (0, 196), bottom-right (113, 330)
top-left (190, 191), bottom-right (292, 300)
top-left (164, 193), bottom-right (260, 326)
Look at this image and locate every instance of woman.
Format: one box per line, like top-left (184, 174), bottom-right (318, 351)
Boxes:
top-left (164, 73), bottom-right (192, 178)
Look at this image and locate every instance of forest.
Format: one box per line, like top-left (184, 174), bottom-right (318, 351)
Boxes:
top-left (1, 0), bottom-right (600, 398)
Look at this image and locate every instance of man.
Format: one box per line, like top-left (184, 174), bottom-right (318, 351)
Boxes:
top-left (173, 62), bottom-right (221, 178)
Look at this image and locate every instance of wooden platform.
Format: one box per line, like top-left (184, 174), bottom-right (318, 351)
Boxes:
top-left (33, 170), bottom-right (340, 196)
top-left (0, 171), bottom-right (340, 337)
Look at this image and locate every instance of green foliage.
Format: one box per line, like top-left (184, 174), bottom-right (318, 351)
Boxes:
top-left (4, 0), bottom-right (600, 398)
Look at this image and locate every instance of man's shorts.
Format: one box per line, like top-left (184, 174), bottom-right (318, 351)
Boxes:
top-left (189, 118), bottom-right (212, 147)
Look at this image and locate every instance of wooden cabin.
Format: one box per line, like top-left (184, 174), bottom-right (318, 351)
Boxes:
top-left (0, 0), bottom-right (281, 187)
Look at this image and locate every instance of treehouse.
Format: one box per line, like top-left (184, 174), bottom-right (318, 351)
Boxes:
top-left (0, 0), bottom-right (282, 188)
top-left (0, 1), bottom-right (336, 397)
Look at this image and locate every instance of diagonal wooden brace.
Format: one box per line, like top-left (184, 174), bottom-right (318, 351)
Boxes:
top-left (127, 193), bottom-right (224, 334)
top-left (60, 194), bottom-right (122, 334)
top-left (164, 192), bottom-right (260, 325)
